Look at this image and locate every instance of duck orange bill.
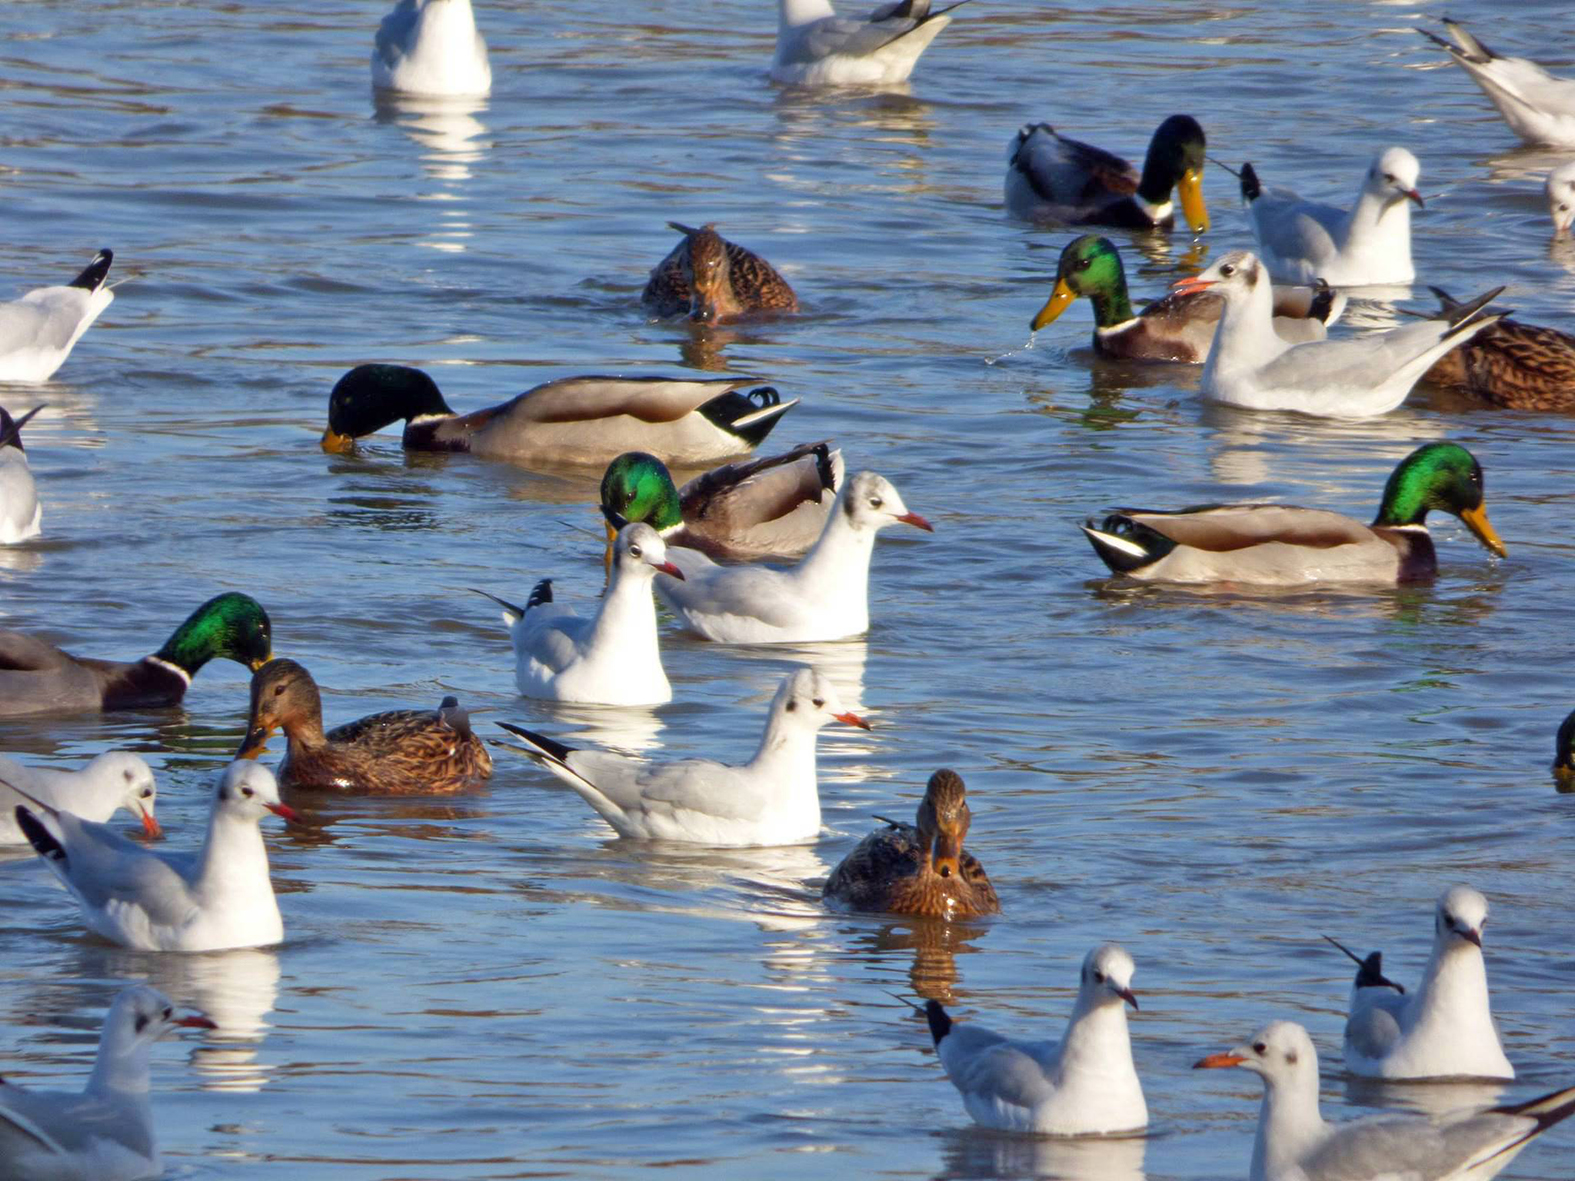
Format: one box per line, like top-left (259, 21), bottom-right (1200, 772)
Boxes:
top-left (176, 1014), bottom-right (218, 1030)
top-left (1179, 166), bottom-right (1210, 233)
top-left (932, 828), bottom-right (964, 878)
top-left (1459, 503), bottom-right (1506, 557)
top-left (1193, 1051), bottom-right (1247, 1069)
top-left (236, 726), bottom-right (271, 761)
top-left (320, 428), bottom-right (355, 455)
top-left (249, 656), bottom-right (270, 673)
top-left (1031, 277), bottom-right (1077, 331)
top-left (266, 802), bottom-right (303, 825)
top-left (834, 711), bottom-right (872, 730)
top-left (1171, 274), bottom-right (1215, 296)
top-left (138, 810), bottom-right (162, 839)
top-left (897, 512), bottom-right (934, 532)
top-left (655, 561), bottom-right (686, 580)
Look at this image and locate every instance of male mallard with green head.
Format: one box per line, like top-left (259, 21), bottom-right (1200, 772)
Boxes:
top-left (0, 592), bottom-right (271, 717)
top-left (1083, 442), bottom-right (1506, 585)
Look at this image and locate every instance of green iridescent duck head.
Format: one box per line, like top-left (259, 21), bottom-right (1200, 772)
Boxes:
top-left (1373, 442), bottom-right (1505, 557)
top-left (600, 452), bottom-right (684, 534)
top-left (1032, 236), bottom-right (1134, 331)
top-left (154, 592), bottom-right (273, 677)
top-left (322, 365), bottom-right (455, 453)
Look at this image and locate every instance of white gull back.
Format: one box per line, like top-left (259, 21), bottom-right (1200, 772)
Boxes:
top-left (372, 0), bottom-right (491, 97)
top-left (0, 405), bottom-right (44, 544)
top-left (1423, 20), bottom-right (1575, 148)
top-left (0, 251), bottom-right (114, 383)
top-left (772, 0), bottom-right (962, 86)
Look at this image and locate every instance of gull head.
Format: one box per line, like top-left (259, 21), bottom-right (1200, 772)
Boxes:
top-left (773, 666), bottom-right (870, 732)
top-left (839, 471), bottom-right (933, 535)
top-left (916, 768), bottom-right (972, 878)
top-left (215, 761), bottom-right (300, 826)
top-left (1365, 147), bottom-right (1423, 208)
top-left (1194, 1020), bottom-right (1319, 1091)
top-left (1546, 161), bottom-right (1575, 239)
top-left (1172, 250), bottom-right (1264, 304)
top-left (90, 751), bottom-right (161, 838)
top-left (614, 521), bottom-right (684, 582)
top-left (1434, 884), bottom-right (1489, 950)
top-left (1080, 943), bottom-right (1139, 1011)
top-left (105, 984), bottom-right (216, 1057)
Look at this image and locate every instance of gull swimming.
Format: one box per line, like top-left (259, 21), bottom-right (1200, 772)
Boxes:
top-left (1241, 149), bottom-right (1422, 286)
top-left (0, 250), bottom-right (114, 383)
top-left (1195, 1020), bottom-right (1575, 1181)
top-left (1420, 20), bottom-right (1575, 148)
top-left (771, 0), bottom-right (966, 87)
top-left (0, 405), bottom-right (44, 544)
top-left (372, 0), bottom-right (491, 97)
top-left (0, 984), bottom-right (215, 1181)
top-left (0, 751), bottom-right (158, 845)
top-left (494, 666), bottom-right (869, 845)
top-left (923, 944), bottom-right (1146, 1135)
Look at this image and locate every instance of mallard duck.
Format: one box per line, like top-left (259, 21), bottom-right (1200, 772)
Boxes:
top-left (1240, 148), bottom-right (1422, 286)
top-left (600, 443), bottom-right (842, 562)
top-left (321, 364), bottom-right (798, 467)
top-left (1004, 116), bottom-right (1209, 233)
top-left (237, 658), bottom-right (492, 794)
top-left (771, 0), bottom-right (966, 86)
top-left (1422, 287), bottom-right (1575, 411)
top-left (1420, 20), bottom-right (1575, 148)
top-left (823, 769), bottom-right (999, 919)
top-left (0, 249), bottom-right (114, 383)
top-left (1549, 161), bottom-right (1575, 238)
top-left (0, 405), bottom-right (45, 544)
top-left (1082, 441), bottom-right (1506, 585)
top-left (1031, 236), bottom-right (1343, 362)
top-left (642, 222), bottom-right (799, 323)
top-left (0, 592), bottom-right (271, 718)
top-left (372, 0), bottom-right (490, 98)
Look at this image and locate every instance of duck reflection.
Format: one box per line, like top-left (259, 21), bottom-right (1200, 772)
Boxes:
top-left (838, 915), bottom-right (993, 1003)
top-left (936, 1126), bottom-right (1147, 1181)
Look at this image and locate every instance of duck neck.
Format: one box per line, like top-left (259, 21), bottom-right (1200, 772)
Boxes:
top-left (87, 1037), bottom-right (153, 1098)
top-left (1252, 1070), bottom-right (1324, 1181)
top-left (1088, 276), bottom-right (1137, 330)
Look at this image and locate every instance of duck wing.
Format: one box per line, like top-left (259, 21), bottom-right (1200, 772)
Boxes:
top-left (823, 822), bottom-right (921, 908)
top-left (1111, 505), bottom-right (1376, 552)
top-left (488, 376), bottom-right (763, 426)
top-left (1011, 125), bottom-right (1139, 209)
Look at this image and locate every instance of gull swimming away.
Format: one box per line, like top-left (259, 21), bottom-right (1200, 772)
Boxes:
top-left (656, 470), bottom-right (933, 643)
top-left (0, 405), bottom-right (44, 544)
top-left (0, 751), bottom-right (158, 845)
top-left (0, 984), bottom-right (215, 1181)
top-left (0, 250), bottom-right (114, 383)
top-left (372, 0), bottom-right (491, 97)
top-left (1241, 149), bottom-right (1422, 286)
top-left (1420, 20), bottom-right (1575, 148)
top-left (494, 666), bottom-right (869, 845)
top-left (922, 944), bottom-right (1146, 1135)
top-left (772, 0), bottom-right (966, 87)
top-left (1548, 161), bottom-right (1575, 238)
top-left (13, 761), bottom-right (298, 952)
top-left (473, 521), bottom-right (684, 706)
top-left (1177, 251), bottom-right (1502, 416)
top-left (1195, 1020), bottom-right (1575, 1181)
top-left (1331, 885), bottom-right (1515, 1080)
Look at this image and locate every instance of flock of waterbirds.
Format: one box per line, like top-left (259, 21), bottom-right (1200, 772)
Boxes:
top-left (2, 2), bottom-right (1575, 1179)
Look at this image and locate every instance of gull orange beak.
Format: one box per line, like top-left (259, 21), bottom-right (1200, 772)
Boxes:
top-left (1031, 276), bottom-right (1077, 332)
top-left (266, 801), bottom-right (303, 825)
top-left (834, 711), bottom-right (872, 730)
top-left (1193, 1051), bottom-right (1247, 1069)
top-left (897, 512), bottom-right (933, 532)
top-left (1459, 503), bottom-right (1506, 558)
top-left (176, 1014), bottom-right (218, 1030)
top-left (138, 808), bottom-right (162, 839)
top-left (654, 561), bottom-right (685, 580)
top-left (1116, 987), bottom-right (1139, 1011)
top-left (1172, 274), bottom-right (1215, 296)
top-left (1405, 189), bottom-right (1424, 208)
top-left (1179, 166), bottom-right (1210, 233)
top-left (320, 428), bottom-right (355, 455)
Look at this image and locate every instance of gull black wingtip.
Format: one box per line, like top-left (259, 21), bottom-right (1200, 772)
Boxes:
top-left (495, 721), bottom-right (576, 764)
top-left (68, 249), bottom-right (114, 291)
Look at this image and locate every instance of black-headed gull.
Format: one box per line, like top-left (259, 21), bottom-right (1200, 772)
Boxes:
top-left (656, 470), bottom-right (933, 643)
top-left (0, 984), bottom-right (214, 1181)
top-left (474, 521), bottom-right (684, 706)
top-left (1195, 1021), bottom-right (1575, 1181)
top-left (1176, 251), bottom-right (1502, 416)
top-left (1548, 162), bottom-right (1575, 238)
top-left (13, 761), bottom-right (299, 952)
top-left (772, 0), bottom-right (966, 87)
top-left (0, 751), bottom-right (158, 846)
top-left (0, 405), bottom-right (44, 544)
top-left (494, 667), bottom-right (869, 845)
top-left (372, 0), bottom-right (491, 98)
top-left (1241, 149), bottom-right (1422, 286)
top-left (923, 944), bottom-right (1146, 1135)
top-left (1421, 20), bottom-right (1575, 149)
top-left (0, 250), bottom-right (114, 383)
top-left (1330, 885), bottom-right (1515, 1080)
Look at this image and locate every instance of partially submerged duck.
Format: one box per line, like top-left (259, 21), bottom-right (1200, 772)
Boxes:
top-left (823, 769), bottom-right (1000, 919)
top-left (1031, 235), bottom-right (1342, 362)
top-left (600, 444), bottom-right (842, 562)
top-left (642, 222), bottom-right (800, 323)
top-left (237, 658), bottom-right (492, 795)
top-left (0, 592), bottom-right (271, 717)
top-left (1422, 287), bottom-right (1575, 411)
top-left (1005, 116), bottom-right (1209, 232)
top-left (321, 364), bottom-right (798, 467)
top-left (1082, 441), bottom-right (1506, 585)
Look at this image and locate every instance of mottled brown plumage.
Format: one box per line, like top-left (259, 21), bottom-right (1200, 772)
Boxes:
top-left (236, 659), bottom-right (492, 795)
top-left (823, 769), bottom-right (1000, 919)
top-left (642, 222), bottom-right (799, 323)
top-left (1423, 288), bottom-right (1575, 411)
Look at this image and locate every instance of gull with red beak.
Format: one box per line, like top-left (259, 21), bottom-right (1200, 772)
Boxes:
top-left (1175, 251), bottom-right (1502, 416)
top-left (0, 984), bottom-right (216, 1181)
top-left (919, 944), bottom-right (1146, 1135)
top-left (494, 667), bottom-right (868, 845)
top-left (1240, 146), bottom-right (1424, 286)
top-left (656, 470), bottom-right (933, 643)
top-left (1195, 1020), bottom-right (1573, 1181)
top-left (0, 752), bottom-right (159, 845)
top-left (1334, 885), bottom-right (1515, 1080)
top-left (474, 521), bottom-right (685, 706)
top-left (11, 761), bottom-right (298, 952)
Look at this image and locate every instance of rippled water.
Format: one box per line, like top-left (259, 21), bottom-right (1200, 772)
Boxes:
top-left (1, 1), bottom-right (1574, 1177)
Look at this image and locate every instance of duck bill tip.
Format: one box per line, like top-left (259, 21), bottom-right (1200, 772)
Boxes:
top-left (834, 710), bottom-right (872, 730)
top-left (1459, 504), bottom-right (1506, 557)
top-left (1030, 277), bottom-right (1076, 331)
top-left (320, 429), bottom-right (355, 455)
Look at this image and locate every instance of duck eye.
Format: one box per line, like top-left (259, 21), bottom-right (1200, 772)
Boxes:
top-left (273, 684), bottom-right (286, 697)
top-left (629, 544), bottom-right (642, 558)
top-left (1253, 1042), bottom-right (1267, 1055)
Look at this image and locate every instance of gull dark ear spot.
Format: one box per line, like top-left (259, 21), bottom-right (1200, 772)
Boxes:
top-left (135, 1014), bottom-right (149, 1033)
top-left (1285, 1049), bottom-right (1298, 1065)
top-left (785, 700), bottom-right (797, 712)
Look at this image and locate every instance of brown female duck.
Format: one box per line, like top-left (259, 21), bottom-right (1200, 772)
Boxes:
top-left (823, 769), bottom-right (1000, 919)
top-left (236, 658), bottom-right (491, 794)
top-left (1423, 287), bottom-right (1575, 411)
top-left (642, 222), bottom-right (799, 323)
